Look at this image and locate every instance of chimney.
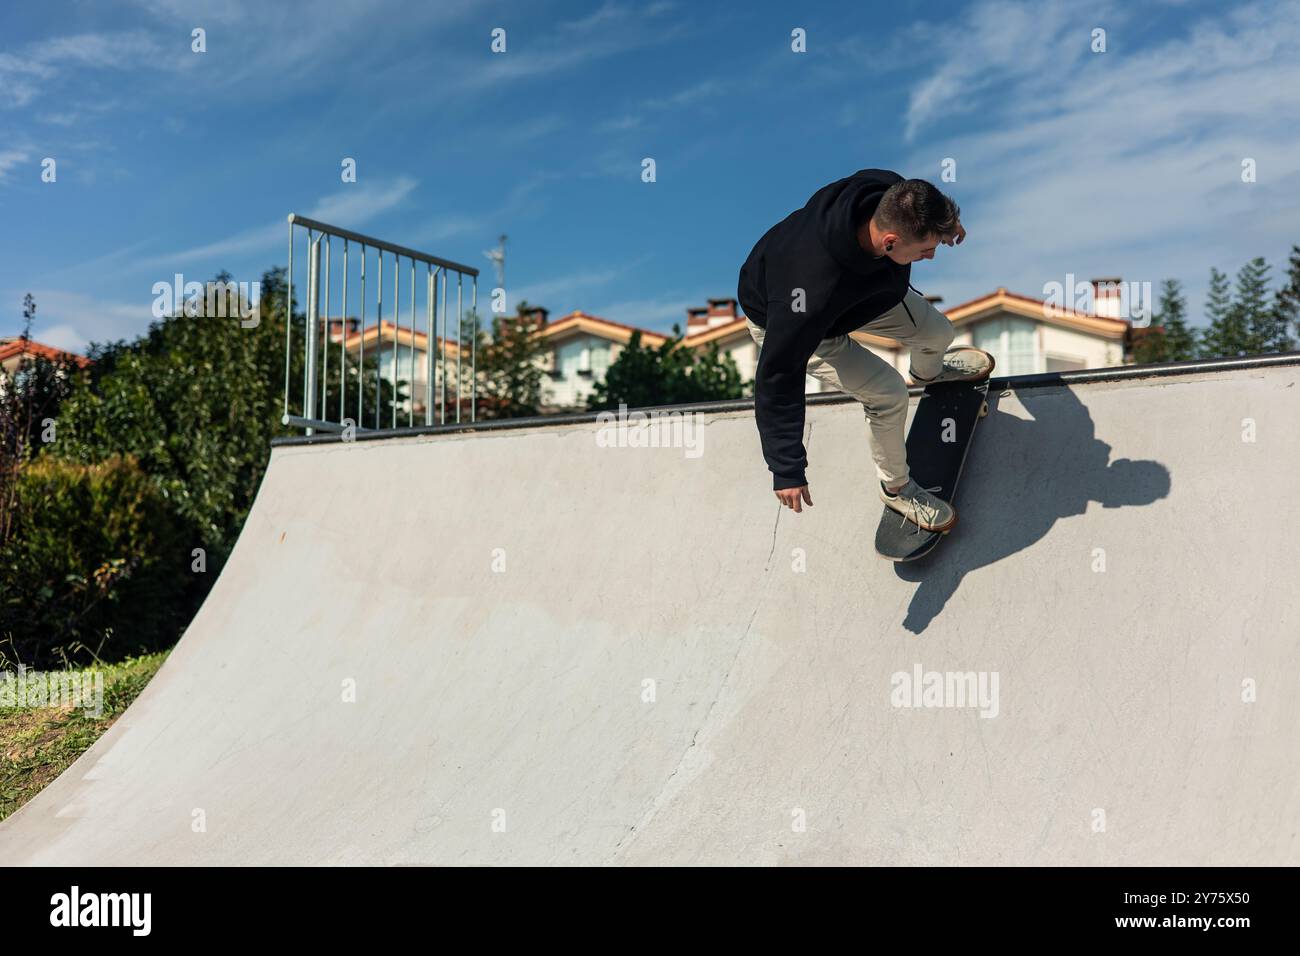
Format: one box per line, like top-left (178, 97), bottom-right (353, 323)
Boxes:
top-left (687, 300), bottom-right (738, 333)
top-left (704, 298), bottom-right (738, 330)
top-left (520, 305), bottom-right (549, 327)
top-left (1090, 277), bottom-right (1123, 319)
top-left (326, 316), bottom-right (359, 343)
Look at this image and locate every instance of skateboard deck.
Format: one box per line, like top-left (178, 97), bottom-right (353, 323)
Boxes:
top-left (874, 378), bottom-right (990, 562)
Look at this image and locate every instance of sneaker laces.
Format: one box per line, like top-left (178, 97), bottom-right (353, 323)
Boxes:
top-left (944, 352), bottom-right (983, 376)
top-left (911, 353), bottom-right (980, 382)
top-left (892, 483), bottom-right (944, 532)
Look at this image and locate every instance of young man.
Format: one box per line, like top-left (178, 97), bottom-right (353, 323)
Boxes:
top-left (737, 168), bottom-right (990, 529)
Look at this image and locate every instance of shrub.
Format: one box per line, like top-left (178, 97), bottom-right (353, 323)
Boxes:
top-left (0, 455), bottom-right (198, 668)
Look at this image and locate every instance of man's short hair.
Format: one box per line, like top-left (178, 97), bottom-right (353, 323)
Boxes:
top-left (874, 180), bottom-right (960, 242)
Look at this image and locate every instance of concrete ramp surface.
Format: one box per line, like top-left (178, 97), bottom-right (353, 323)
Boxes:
top-left (2, 360), bottom-right (1298, 865)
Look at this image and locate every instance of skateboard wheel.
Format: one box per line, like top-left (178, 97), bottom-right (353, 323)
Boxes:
top-left (979, 402), bottom-right (989, 418)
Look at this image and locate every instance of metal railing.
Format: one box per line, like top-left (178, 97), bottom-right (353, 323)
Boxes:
top-left (282, 214), bottom-right (479, 435)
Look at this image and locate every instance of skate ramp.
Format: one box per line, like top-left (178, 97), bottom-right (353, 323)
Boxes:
top-left (1, 359), bottom-right (1297, 865)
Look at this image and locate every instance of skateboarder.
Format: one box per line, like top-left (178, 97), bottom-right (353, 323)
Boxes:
top-left (737, 168), bottom-right (987, 529)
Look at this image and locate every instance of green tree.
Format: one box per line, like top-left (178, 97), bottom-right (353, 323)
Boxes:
top-left (588, 326), bottom-right (743, 410)
top-left (0, 455), bottom-right (193, 668)
top-left (1235, 257), bottom-right (1275, 354)
top-left (1158, 279), bottom-right (1198, 361)
top-left (2, 266), bottom-right (410, 663)
top-left (1133, 279), bottom-right (1196, 364)
top-left (1269, 243), bottom-right (1300, 353)
top-left (1, 294), bottom-right (80, 548)
top-left (1199, 267), bottom-right (1246, 358)
top-left (470, 302), bottom-right (547, 419)
top-left (55, 269), bottom-right (290, 557)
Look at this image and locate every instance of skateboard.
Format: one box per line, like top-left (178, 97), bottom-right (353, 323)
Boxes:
top-left (873, 348), bottom-right (994, 562)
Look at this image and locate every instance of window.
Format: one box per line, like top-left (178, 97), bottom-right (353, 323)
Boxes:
top-left (971, 317), bottom-right (1040, 375)
top-left (1007, 318), bottom-right (1037, 375)
top-left (559, 346), bottom-right (579, 378)
top-left (971, 322), bottom-right (1001, 358)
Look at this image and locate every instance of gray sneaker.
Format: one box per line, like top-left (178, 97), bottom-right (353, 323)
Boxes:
top-left (910, 346), bottom-right (994, 386)
top-left (879, 479), bottom-right (957, 532)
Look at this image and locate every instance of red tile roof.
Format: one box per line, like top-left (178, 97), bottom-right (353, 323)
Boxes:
top-left (0, 337), bottom-right (92, 369)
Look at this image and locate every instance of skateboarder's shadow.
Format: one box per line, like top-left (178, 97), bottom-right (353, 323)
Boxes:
top-left (894, 385), bottom-right (1170, 634)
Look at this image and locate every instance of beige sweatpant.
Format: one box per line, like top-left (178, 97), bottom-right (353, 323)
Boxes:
top-left (747, 289), bottom-right (955, 487)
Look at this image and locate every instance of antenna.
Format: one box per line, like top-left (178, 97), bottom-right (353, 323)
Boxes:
top-left (483, 234), bottom-right (507, 293)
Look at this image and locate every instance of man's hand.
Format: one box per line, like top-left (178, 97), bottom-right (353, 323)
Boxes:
top-left (775, 485), bottom-right (813, 513)
top-left (941, 220), bottom-right (966, 246)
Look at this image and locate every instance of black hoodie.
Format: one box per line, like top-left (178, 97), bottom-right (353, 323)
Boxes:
top-left (737, 168), bottom-right (911, 490)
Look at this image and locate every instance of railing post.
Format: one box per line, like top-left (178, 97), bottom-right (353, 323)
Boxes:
top-left (455, 273), bottom-right (463, 423)
top-left (283, 218), bottom-right (293, 427)
top-left (439, 270), bottom-right (447, 425)
top-left (471, 277), bottom-right (477, 422)
top-left (305, 234), bottom-right (322, 437)
top-left (425, 265), bottom-right (437, 426)
top-left (340, 240), bottom-right (348, 425)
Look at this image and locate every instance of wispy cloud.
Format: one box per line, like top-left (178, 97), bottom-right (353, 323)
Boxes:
top-left (128, 0), bottom-right (250, 25)
top-left (23, 290), bottom-right (157, 353)
top-left (419, 216), bottom-right (482, 244)
top-left (0, 31), bottom-right (176, 108)
top-left (642, 79), bottom-right (726, 112)
top-left (897, 0), bottom-right (1300, 321)
top-left (307, 176), bottom-right (419, 227)
top-left (450, 1), bottom-right (688, 93)
top-left (134, 177), bottom-right (420, 271)
top-left (509, 253), bottom-right (657, 316)
top-left (600, 115), bottom-right (642, 132)
top-left (902, 0), bottom-right (1087, 141)
top-left (0, 149), bottom-right (30, 182)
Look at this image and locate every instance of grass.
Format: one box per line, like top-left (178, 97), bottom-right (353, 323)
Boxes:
top-left (0, 650), bottom-right (170, 823)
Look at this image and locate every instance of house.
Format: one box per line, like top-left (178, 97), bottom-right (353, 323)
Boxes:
top-left (680, 278), bottom-right (1137, 389)
top-left (534, 308), bottom-right (668, 410)
top-left (330, 276), bottom-right (1139, 419)
top-left (0, 337), bottom-right (91, 402)
top-left (0, 337), bottom-right (91, 375)
top-left (338, 319), bottom-right (466, 424)
top-left (945, 282), bottom-right (1131, 374)
top-left (681, 295), bottom-right (922, 392)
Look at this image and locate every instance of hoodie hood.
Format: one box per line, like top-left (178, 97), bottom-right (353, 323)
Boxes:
top-left (810, 167), bottom-right (903, 277)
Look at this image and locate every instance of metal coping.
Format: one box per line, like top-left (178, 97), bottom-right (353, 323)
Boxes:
top-left (272, 350), bottom-right (1300, 448)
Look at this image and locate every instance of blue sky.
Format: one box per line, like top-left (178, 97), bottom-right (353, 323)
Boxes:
top-left (2, 0), bottom-right (1299, 352)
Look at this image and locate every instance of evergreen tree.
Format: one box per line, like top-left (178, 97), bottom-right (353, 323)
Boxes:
top-left (1132, 279), bottom-right (1197, 364)
top-left (1199, 267), bottom-right (1245, 358)
top-left (1158, 279), bottom-right (1196, 361)
top-left (1269, 243), bottom-right (1300, 353)
top-left (1236, 257), bottom-right (1274, 354)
